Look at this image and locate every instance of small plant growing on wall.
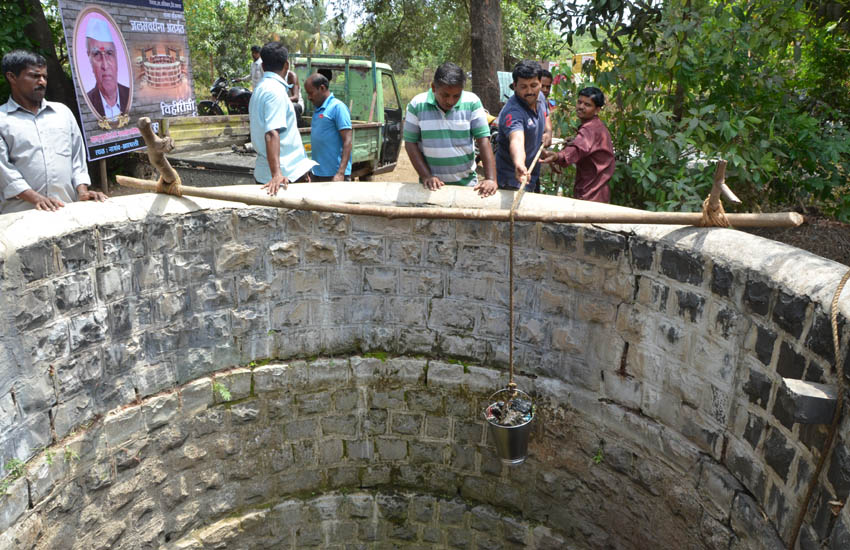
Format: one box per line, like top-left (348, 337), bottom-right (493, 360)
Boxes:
top-left (0, 458), bottom-right (26, 495)
top-left (214, 381), bottom-right (232, 401)
top-left (64, 447), bottom-right (79, 463)
top-left (592, 448), bottom-right (604, 465)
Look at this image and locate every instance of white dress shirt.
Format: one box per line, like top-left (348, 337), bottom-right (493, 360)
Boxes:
top-left (99, 90), bottom-right (121, 119)
top-left (0, 97), bottom-right (91, 214)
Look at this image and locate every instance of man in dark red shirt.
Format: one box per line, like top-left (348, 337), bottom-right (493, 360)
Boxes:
top-left (541, 87), bottom-right (614, 203)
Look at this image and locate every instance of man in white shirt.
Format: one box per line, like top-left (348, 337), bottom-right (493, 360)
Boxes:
top-left (1, 50), bottom-right (106, 213)
top-left (250, 45), bottom-right (263, 90)
top-left (84, 18), bottom-right (129, 119)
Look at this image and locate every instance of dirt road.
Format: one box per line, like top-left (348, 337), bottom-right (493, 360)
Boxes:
top-left (372, 147), bottom-right (419, 183)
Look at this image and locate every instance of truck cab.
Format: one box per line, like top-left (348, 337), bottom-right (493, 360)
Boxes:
top-left (149, 55), bottom-right (403, 185)
top-left (292, 54), bottom-right (403, 178)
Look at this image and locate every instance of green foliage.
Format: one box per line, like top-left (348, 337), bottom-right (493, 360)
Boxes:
top-left (351, 0), bottom-right (561, 75)
top-left (185, 0), bottom-right (343, 97)
top-left (363, 351), bottom-right (388, 362)
top-left (0, 0), bottom-right (36, 102)
top-left (63, 447), bottom-right (79, 463)
top-left (351, 0), bottom-right (469, 72)
top-left (213, 381), bottom-right (232, 401)
top-left (277, 1), bottom-right (342, 54)
top-left (501, 0), bottom-right (564, 66)
top-left (592, 448), bottom-right (604, 464)
top-left (549, 0), bottom-right (850, 221)
top-left (42, 0), bottom-right (68, 68)
top-left (1, 458), bottom-right (26, 495)
top-left (392, 52), bottom-right (443, 106)
top-left (185, 0), bottom-right (256, 94)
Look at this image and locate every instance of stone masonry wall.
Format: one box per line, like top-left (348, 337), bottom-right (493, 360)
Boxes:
top-left (0, 356), bottom-right (783, 549)
top-left (1, 184), bottom-right (849, 549)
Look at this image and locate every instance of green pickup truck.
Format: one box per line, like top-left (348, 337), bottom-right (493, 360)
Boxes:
top-left (155, 54), bottom-right (403, 185)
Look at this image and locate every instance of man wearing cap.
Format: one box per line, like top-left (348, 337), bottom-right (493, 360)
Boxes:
top-left (1, 50), bottom-right (107, 214)
top-left (85, 17), bottom-right (129, 119)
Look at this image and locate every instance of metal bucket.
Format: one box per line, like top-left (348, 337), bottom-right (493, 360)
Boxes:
top-left (484, 388), bottom-right (534, 465)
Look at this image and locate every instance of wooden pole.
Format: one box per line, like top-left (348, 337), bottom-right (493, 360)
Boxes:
top-left (708, 160), bottom-right (740, 206)
top-left (137, 117), bottom-right (182, 195)
top-left (98, 159), bottom-right (109, 194)
top-left (114, 175), bottom-right (804, 228)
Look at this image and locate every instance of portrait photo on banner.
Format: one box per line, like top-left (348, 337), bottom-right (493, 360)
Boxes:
top-left (72, 7), bottom-right (133, 122)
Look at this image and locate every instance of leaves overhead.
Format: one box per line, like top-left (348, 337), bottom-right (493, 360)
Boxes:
top-left (547, 0), bottom-right (850, 220)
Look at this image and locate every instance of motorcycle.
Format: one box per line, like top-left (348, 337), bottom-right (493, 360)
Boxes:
top-left (197, 76), bottom-right (251, 116)
top-left (475, 111), bottom-right (500, 165)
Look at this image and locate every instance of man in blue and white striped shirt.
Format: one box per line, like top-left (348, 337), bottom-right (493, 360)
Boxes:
top-left (403, 62), bottom-right (497, 197)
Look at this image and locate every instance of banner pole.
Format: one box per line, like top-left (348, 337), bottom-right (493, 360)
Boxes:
top-left (99, 159), bottom-right (109, 194)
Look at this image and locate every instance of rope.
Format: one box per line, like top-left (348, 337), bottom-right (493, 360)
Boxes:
top-left (156, 174), bottom-right (183, 197)
top-left (507, 143), bottom-right (545, 392)
top-left (788, 268), bottom-right (850, 549)
top-left (699, 195), bottom-right (731, 227)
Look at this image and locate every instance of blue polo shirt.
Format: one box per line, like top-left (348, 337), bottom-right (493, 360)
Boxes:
top-left (311, 93), bottom-right (352, 177)
top-left (249, 71), bottom-right (316, 183)
top-left (495, 91), bottom-right (547, 189)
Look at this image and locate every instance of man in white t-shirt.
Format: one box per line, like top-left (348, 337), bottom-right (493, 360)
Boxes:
top-left (249, 45), bottom-right (263, 90)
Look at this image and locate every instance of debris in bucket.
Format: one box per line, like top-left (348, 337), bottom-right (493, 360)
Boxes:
top-left (486, 397), bottom-right (533, 426)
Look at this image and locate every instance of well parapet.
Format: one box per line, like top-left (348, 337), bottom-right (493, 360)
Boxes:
top-left (0, 184), bottom-right (848, 549)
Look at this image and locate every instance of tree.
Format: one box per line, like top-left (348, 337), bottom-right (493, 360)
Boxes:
top-left (278, 1), bottom-right (340, 54)
top-left (500, 0), bottom-right (563, 69)
top-left (548, 0), bottom-right (850, 220)
top-left (0, 0), bottom-right (76, 113)
top-left (26, 0), bottom-right (75, 108)
top-left (351, 0), bottom-right (470, 72)
top-left (469, 0), bottom-right (503, 113)
top-left (185, 0), bottom-right (273, 90)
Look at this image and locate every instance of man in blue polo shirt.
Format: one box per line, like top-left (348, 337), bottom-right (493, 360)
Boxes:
top-left (496, 60), bottom-right (552, 191)
top-left (304, 73), bottom-right (353, 181)
top-left (249, 42), bottom-right (316, 195)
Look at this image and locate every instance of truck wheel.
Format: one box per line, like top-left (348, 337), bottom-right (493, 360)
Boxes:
top-left (198, 101), bottom-right (223, 116)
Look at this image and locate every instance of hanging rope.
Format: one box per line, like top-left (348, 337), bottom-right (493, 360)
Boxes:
top-left (787, 268), bottom-right (850, 550)
top-left (507, 143), bottom-right (545, 394)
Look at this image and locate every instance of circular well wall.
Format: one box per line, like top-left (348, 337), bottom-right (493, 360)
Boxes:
top-left (1, 183), bottom-right (849, 549)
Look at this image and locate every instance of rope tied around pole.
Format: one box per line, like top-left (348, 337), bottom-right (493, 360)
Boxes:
top-left (699, 196), bottom-right (730, 228)
top-left (138, 117), bottom-right (183, 197)
top-left (698, 160), bottom-right (741, 228)
top-left (156, 174), bottom-right (183, 197)
top-left (787, 267), bottom-right (850, 549)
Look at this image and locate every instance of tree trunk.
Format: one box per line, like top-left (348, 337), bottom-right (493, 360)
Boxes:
top-left (24, 0), bottom-right (78, 116)
top-left (469, 0), bottom-right (503, 114)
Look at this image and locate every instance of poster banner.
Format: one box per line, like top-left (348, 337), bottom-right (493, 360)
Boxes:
top-left (57, 0), bottom-right (196, 161)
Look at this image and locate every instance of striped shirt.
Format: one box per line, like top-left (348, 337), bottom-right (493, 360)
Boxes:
top-left (403, 89), bottom-right (490, 186)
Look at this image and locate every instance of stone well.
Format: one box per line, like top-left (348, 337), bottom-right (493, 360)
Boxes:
top-left (1, 183), bottom-right (848, 550)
